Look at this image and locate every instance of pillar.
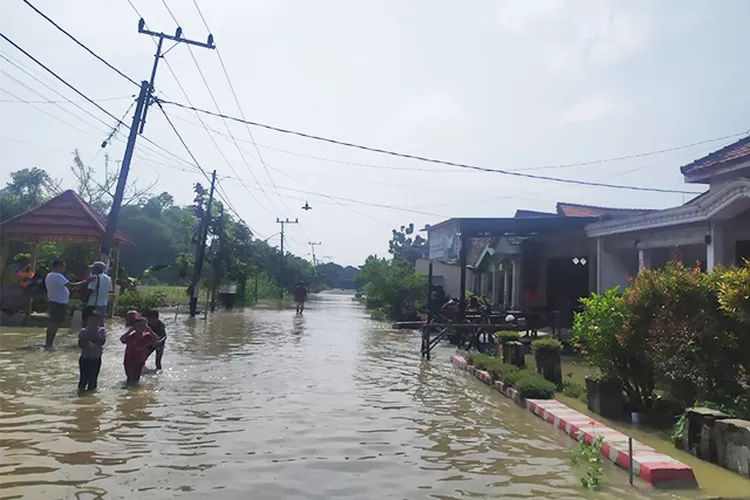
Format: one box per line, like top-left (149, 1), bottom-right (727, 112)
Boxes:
top-left (492, 265), bottom-right (499, 304)
top-left (638, 248), bottom-right (651, 271)
top-left (707, 220), bottom-right (726, 272)
top-left (511, 258), bottom-right (521, 309)
top-left (24, 240), bottom-right (39, 319)
top-left (0, 236), bottom-right (10, 285)
top-left (503, 265), bottom-right (510, 308)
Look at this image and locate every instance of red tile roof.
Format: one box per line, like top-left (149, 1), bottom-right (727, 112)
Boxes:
top-left (680, 136), bottom-right (750, 182)
top-left (556, 202), bottom-right (655, 219)
top-left (0, 189), bottom-right (133, 245)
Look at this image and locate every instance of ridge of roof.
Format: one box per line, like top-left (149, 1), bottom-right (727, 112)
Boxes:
top-left (680, 135), bottom-right (750, 179)
top-left (556, 202), bottom-right (656, 218)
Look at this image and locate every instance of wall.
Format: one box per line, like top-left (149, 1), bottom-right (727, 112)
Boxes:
top-left (415, 259), bottom-right (465, 300)
top-left (597, 239), bottom-right (633, 293)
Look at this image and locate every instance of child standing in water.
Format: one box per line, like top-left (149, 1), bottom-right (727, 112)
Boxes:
top-left (78, 311), bottom-right (106, 392)
top-left (120, 317), bottom-right (156, 385)
top-left (144, 309), bottom-right (167, 371)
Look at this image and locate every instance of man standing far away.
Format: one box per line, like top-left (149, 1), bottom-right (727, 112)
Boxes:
top-left (294, 282), bottom-right (308, 315)
top-left (84, 261), bottom-right (112, 326)
top-left (44, 260), bottom-right (90, 348)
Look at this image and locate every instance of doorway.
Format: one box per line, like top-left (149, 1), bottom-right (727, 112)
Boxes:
top-left (546, 256), bottom-right (590, 327)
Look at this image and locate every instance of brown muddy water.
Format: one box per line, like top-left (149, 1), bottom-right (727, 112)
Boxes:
top-left (0, 293), bottom-right (746, 499)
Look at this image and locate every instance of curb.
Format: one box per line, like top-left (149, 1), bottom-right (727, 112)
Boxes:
top-left (450, 354), bottom-right (697, 489)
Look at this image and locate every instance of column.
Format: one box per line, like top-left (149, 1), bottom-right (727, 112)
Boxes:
top-left (503, 265), bottom-right (510, 308)
top-left (492, 265), bottom-right (499, 304)
top-left (638, 248), bottom-right (651, 271)
top-left (511, 258), bottom-right (521, 309)
top-left (707, 220), bottom-right (725, 272)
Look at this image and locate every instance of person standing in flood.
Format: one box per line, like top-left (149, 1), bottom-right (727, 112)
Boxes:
top-left (83, 261), bottom-right (112, 326)
top-left (120, 317), bottom-right (157, 385)
top-left (294, 282), bottom-right (308, 314)
top-left (44, 260), bottom-right (91, 348)
top-left (78, 311), bottom-right (106, 392)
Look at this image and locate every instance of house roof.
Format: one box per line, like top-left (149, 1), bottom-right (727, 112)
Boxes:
top-left (585, 178), bottom-right (747, 238)
top-left (514, 209), bottom-right (555, 218)
top-left (556, 202), bottom-right (656, 219)
top-left (680, 136), bottom-right (750, 183)
top-left (0, 189), bottom-right (133, 245)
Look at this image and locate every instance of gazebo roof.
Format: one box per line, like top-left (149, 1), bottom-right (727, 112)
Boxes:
top-left (0, 189), bottom-right (133, 245)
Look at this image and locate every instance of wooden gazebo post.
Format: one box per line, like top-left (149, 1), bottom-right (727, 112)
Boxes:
top-left (0, 236), bottom-right (9, 285)
top-left (23, 238), bottom-right (39, 319)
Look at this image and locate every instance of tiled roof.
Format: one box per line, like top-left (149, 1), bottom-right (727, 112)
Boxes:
top-left (514, 209), bottom-right (555, 218)
top-left (0, 189), bottom-right (133, 245)
top-left (680, 136), bottom-right (750, 181)
top-left (556, 202), bottom-right (655, 219)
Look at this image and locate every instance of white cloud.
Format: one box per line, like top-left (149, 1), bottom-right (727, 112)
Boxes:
top-left (496, 0), bottom-right (565, 31)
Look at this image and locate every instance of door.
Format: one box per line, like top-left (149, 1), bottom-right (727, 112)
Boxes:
top-left (546, 256), bottom-right (590, 327)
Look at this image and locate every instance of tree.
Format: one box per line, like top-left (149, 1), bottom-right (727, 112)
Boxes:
top-left (356, 255), bottom-right (426, 320)
top-left (389, 223), bottom-right (426, 264)
top-left (0, 167), bottom-right (60, 221)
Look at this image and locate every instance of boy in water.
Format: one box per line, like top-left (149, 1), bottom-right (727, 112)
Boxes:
top-left (78, 311), bottom-right (106, 392)
top-left (120, 317), bottom-right (157, 385)
top-left (144, 309), bottom-right (167, 371)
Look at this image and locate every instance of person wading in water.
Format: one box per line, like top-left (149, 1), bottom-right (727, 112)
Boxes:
top-left (294, 282), bottom-right (308, 314)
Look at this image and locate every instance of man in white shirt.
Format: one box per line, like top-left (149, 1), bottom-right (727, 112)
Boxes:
top-left (84, 261), bottom-right (113, 326)
top-left (45, 260), bottom-right (89, 348)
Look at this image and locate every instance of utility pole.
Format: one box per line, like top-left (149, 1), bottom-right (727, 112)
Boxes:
top-left (100, 20), bottom-right (215, 262)
top-left (308, 242), bottom-right (321, 267)
top-left (276, 218), bottom-right (298, 299)
top-left (190, 170), bottom-right (217, 317)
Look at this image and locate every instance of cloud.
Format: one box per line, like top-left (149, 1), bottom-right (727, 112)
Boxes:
top-left (496, 0), bottom-right (565, 31)
top-left (383, 92), bottom-right (464, 140)
top-left (559, 94), bottom-right (616, 123)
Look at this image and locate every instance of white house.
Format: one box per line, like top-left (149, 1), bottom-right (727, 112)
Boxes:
top-left (587, 136), bottom-right (750, 291)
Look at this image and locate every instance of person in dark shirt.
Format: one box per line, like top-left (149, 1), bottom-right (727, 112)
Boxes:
top-left (143, 309), bottom-right (167, 371)
top-left (294, 282), bottom-right (308, 314)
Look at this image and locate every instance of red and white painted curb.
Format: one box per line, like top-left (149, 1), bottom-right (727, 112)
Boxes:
top-left (450, 354), bottom-right (697, 489)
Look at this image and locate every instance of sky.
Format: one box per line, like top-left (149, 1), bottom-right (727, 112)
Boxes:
top-left (3, 0), bottom-right (750, 266)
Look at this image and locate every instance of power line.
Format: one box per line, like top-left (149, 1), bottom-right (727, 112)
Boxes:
top-left (21, 0), bottom-right (140, 87)
top-left (159, 0), bottom-right (289, 217)
top-left (191, 0), bottom-right (295, 217)
top-left (1, 33), bottom-right (125, 127)
top-left (0, 95), bottom-right (133, 104)
top-left (157, 99), bottom-right (704, 195)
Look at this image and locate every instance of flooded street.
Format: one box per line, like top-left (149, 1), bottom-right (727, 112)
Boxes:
top-left (0, 293), bottom-right (716, 499)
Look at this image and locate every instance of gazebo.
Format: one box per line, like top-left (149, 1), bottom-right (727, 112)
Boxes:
top-left (0, 189), bottom-right (133, 316)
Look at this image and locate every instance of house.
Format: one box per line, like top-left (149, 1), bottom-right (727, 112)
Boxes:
top-left (587, 136), bottom-right (750, 291)
top-left (422, 202), bottom-right (646, 325)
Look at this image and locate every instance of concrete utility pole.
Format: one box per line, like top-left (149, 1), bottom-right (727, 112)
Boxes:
top-left (308, 242), bottom-right (321, 267)
top-left (276, 218), bottom-right (298, 299)
top-left (189, 170), bottom-right (217, 316)
top-left (100, 20), bottom-right (215, 262)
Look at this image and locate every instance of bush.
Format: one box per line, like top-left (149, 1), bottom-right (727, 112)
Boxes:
top-left (717, 262), bottom-right (750, 325)
top-left (531, 337), bottom-right (562, 362)
top-left (500, 365), bottom-right (524, 386)
top-left (515, 371), bottom-right (556, 399)
top-left (573, 287), bottom-right (656, 409)
top-left (495, 331), bottom-right (520, 344)
top-left (562, 380), bottom-right (587, 402)
top-left (114, 289), bottom-right (168, 317)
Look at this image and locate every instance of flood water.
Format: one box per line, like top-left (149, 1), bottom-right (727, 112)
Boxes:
top-left (0, 292), bottom-right (739, 499)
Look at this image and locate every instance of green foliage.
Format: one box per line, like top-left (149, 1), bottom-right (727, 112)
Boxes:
top-left (388, 223), bottom-right (426, 264)
top-left (716, 262), bottom-right (750, 325)
top-left (561, 380), bottom-right (587, 402)
top-left (356, 256), bottom-right (426, 321)
top-left (113, 290), bottom-right (169, 316)
top-left (570, 435), bottom-right (604, 489)
top-left (0, 167), bottom-right (59, 222)
top-left (515, 371), bottom-right (557, 399)
top-left (499, 365), bottom-right (524, 387)
top-left (531, 338), bottom-right (562, 362)
top-left (495, 331), bottom-right (520, 344)
top-left (573, 287), bottom-right (655, 409)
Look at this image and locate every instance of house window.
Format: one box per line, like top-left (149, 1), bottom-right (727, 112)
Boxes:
top-left (737, 240), bottom-right (750, 267)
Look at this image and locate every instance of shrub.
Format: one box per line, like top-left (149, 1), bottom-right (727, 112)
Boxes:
top-left (500, 365), bottom-right (524, 386)
top-left (531, 337), bottom-right (562, 362)
top-left (114, 289), bottom-right (168, 317)
top-left (515, 371), bottom-right (556, 399)
top-left (562, 380), bottom-right (587, 402)
top-left (495, 331), bottom-right (520, 344)
top-left (717, 262), bottom-right (750, 325)
top-left (573, 287), bottom-right (655, 409)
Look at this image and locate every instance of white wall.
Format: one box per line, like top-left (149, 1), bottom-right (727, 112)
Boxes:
top-left (597, 239), bottom-right (632, 293)
top-left (415, 259), bottom-right (465, 299)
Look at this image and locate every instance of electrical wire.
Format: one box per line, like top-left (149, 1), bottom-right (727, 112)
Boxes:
top-left (21, 0), bottom-right (140, 87)
top-left (158, 0), bottom-right (289, 217)
top-left (157, 99), bottom-right (705, 195)
top-left (191, 0), bottom-right (295, 217)
top-left (0, 95), bottom-right (133, 104)
top-left (1, 34), bottom-right (126, 127)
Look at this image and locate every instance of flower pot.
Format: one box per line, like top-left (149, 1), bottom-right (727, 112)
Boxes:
top-left (585, 377), bottom-right (624, 419)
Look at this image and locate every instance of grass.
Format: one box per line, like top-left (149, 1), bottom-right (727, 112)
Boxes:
top-left (139, 285), bottom-right (207, 305)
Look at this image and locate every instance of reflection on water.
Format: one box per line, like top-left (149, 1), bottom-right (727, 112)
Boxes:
top-left (0, 293), bottom-right (738, 499)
